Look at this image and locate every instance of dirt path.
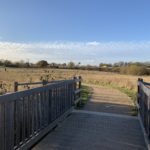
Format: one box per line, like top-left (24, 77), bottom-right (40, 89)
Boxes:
top-left (83, 85), bottom-right (135, 116)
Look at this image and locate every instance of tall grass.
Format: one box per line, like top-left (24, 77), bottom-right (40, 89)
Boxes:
top-left (0, 67), bottom-right (150, 95)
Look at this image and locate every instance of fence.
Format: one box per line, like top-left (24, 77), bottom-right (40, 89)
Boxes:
top-left (14, 80), bottom-right (65, 92)
top-left (138, 78), bottom-right (150, 139)
top-left (0, 76), bottom-right (82, 150)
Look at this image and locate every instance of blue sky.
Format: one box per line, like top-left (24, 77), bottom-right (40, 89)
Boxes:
top-left (0, 0), bottom-right (150, 64)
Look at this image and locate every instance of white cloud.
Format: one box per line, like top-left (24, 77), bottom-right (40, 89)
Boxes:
top-left (86, 41), bottom-right (100, 46)
top-left (0, 41), bottom-right (149, 64)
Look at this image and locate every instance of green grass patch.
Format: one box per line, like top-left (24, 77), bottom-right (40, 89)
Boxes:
top-left (76, 85), bottom-right (92, 108)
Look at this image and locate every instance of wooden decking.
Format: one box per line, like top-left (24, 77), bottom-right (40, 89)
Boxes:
top-left (32, 85), bottom-right (147, 150)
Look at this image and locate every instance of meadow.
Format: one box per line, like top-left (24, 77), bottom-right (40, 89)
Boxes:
top-left (0, 67), bottom-right (150, 101)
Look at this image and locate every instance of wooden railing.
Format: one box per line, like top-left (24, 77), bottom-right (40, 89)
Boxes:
top-left (138, 78), bottom-right (150, 139)
top-left (14, 80), bottom-right (66, 92)
top-left (0, 76), bottom-right (82, 150)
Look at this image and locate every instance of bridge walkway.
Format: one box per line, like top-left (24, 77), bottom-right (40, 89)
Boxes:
top-left (32, 85), bottom-right (147, 150)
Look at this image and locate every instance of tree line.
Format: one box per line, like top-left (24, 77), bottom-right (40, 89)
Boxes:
top-left (0, 59), bottom-right (150, 75)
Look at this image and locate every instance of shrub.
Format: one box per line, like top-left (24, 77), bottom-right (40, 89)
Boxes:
top-left (36, 60), bottom-right (48, 68)
top-left (120, 65), bottom-right (149, 75)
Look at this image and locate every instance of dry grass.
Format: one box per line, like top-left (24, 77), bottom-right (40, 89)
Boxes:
top-left (0, 67), bottom-right (150, 94)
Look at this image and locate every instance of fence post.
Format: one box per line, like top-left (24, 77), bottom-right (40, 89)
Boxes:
top-left (137, 78), bottom-right (143, 104)
top-left (79, 76), bottom-right (82, 89)
top-left (79, 76), bottom-right (82, 105)
top-left (14, 82), bottom-right (18, 92)
top-left (73, 77), bottom-right (77, 104)
top-left (42, 80), bottom-right (47, 86)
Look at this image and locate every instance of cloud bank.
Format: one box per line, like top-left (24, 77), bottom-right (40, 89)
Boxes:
top-left (0, 41), bottom-right (149, 64)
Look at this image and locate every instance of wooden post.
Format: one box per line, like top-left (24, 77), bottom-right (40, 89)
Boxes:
top-left (137, 78), bottom-right (144, 118)
top-left (79, 76), bottom-right (82, 89)
top-left (73, 77), bottom-right (77, 89)
top-left (138, 78), bottom-right (143, 100)
top-left (73, 77), bottom-right (77, 103)
top-left (14, 82), bottom-right (18, 92)
top-left (137, 78), bottom-right (140, 104)
top-left (78, 76), bottom-right (82, 105)
top-left (42, 80), bottom-right (47, 86)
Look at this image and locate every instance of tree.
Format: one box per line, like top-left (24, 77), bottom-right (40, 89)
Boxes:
top-left (3, 60), bottom-right (13, 67)
top-left (36, 60), bottom-right (48, 68)
top-left (67, 62), bottom-right (75, 69)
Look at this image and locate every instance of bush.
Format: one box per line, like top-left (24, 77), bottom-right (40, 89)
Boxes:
top-left (36, 60), bottom-right (48, 68)
top-left (120, 65), bottom-right (149, 75)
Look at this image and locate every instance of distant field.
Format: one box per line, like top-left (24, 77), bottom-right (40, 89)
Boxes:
top-left (0, 67), bottom-right (150, 95)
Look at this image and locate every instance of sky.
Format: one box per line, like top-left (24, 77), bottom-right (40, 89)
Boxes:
top-left (0, 0), bottom-right (150, 65)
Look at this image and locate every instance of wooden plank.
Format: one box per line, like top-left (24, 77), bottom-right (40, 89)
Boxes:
top-left (0, 103), bottom-right (5, 150)
top-left (44, 90), bottom-right (49, 126)
top-left (140, 82), bottom-right (150, 96)
top-left (74, 98), bottom-right (81, 104)
top-left (34, 94), bottom-right (38, 134)
top-left (50, 89), bottom-right (54, 121)
top-left (0, 78), bottom-right (81, 150)
top-left (24, 96), bottom-right (29, 140)
top-left (0, 80), bottom-right (74, 103)
top-left (53, 88), bottom-right (57, 120)
top-left (48, 89), bottom-right (52, 124)
top-left (21, 97), bottom-right (26, 143)
top-left (19, 107), bottom-right (73, 150)
top-left (74, 89), bottom-right (82, 94)
top-left (14, 99), bottom-right (21, 148)
top-left (37, 93), bottom-right (42, 131)
top-left (4, 101), bottom-right (15, 150)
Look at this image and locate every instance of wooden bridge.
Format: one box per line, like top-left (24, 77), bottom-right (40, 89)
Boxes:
top-left (0, 77), bottom-right (150, 150)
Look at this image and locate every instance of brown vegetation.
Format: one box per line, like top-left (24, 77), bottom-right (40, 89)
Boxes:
top-left (0, 67), bottom-right (150, 95)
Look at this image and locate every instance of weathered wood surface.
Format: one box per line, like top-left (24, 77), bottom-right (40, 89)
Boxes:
top-left (0, 77), bottom-right (82, 150)
top-left (32, 111), bottom-right (147, 150)
top-left (32, 84), bottom-right (147, 150)
top-left (138, 79), bottom-right (150, 140)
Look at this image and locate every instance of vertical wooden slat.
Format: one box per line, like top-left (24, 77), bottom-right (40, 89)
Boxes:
top-left (34, 94), bottom-right (38, 134)
top-left (67, 83), bottom-right (69, 108)
top-left (32, 94), bottom-right (35, 135)
top-left (38, 93), bottom-right (42, 131)
top-left (59, 86), bottom-right (62, 116)
top-left (24, 96), bottom-right (28, 140)
top-left (54, 88), bottom-right (57, 119)
top-left (0, 78), bottom-right (82, 150)
top-left (48, 89), bottom-right (52, 123)
top-left (60, 84), bottom-right (64, 114)
top-left (5, 101), bottom-right (15, 150)
top-left (56, 87), bottom-right (58, 118)
top-left (0, 103), bottom-right (5, 150)
top-left (41, 91), bottom-right (45, 128)
top-left (51, 89), bottom-right (53, 121)
top-left (39, 92), bottom-right (42, 128)
top-left (56, 87), bottom-right (59, 117)
top-left (62, 84), bottom-right (65, 113)
top-left (22, 98), bottom-right (25, 143)
top-left (14, 100), bottom-right (21, 147)
top-left (45, 90), bottom-right (48, 126)
top-left (65, 83), bottom-right (67, 111)
top-left (148, 95), bottom-right (150, 139)
top-left (46, 90), bottom-right (50, 125)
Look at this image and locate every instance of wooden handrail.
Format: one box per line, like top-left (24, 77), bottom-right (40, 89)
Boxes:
top-left (137, 78), bottom-right (150, 140)
top-left (0, 76), bottom-right (82, 150)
